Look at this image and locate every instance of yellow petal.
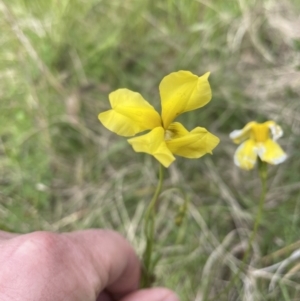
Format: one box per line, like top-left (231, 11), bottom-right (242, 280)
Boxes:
top-left (264, 121), bottom-right (283, 141)
top-left (229, 121), bottom-right (256, 144)
top-left (233, 139), bottom-right (257, 170)
top-left (258, 139), bottom-right (287, 165)
top-left (127, 127), bottom-right (175, 168)
top-left (98, 89), bottom-right (161, 137)
top-left (160, 71), bottom-right (212, 129)
top-left (165, 122), bottom-right (219, 158)
top-left (251, 123), bottom-right (271, 142)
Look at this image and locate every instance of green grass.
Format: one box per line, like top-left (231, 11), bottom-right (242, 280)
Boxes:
top-left (1, 0), bottom-right (300, 299)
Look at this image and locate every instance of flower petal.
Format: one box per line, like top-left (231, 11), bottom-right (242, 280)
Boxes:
top-left (229, 121), bottom-right (256, 144)
top-left (98, 89), bottom-right (161, 137)
top-left (258, 139), bottom-right (287, 165)
top-left (233, 139), bottom-right (257, 170)
top-left (265, 121), bottom-right (283, 141)
top-left (127, 127), bottom-right (175, 168)
top-left (160, 71), bottom-right (212, 129)
top-left (165, 122), bottom-right (219, 158)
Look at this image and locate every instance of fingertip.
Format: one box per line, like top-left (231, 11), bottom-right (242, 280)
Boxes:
top-left (120, 287), bottom-right (180, 301)
top-left (0, 230), bottom-right (19, 241)
top-left (66, 229), bottom-right (140, 296)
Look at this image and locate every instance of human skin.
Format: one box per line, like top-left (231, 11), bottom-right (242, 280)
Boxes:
top-left (0, 229), bottom-right (179, 301)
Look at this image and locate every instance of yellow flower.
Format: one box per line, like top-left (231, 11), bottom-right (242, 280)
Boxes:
top-left (229, 121), bottom-right (287, 170)
top-left (98, 70), bottom-right (220, 168)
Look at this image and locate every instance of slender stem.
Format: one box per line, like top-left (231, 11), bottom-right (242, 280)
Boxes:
top-left (141, 163), bottom-right (164, 288)
top-left (175, 193), bottom-right (190, 244)
top-left (243, 160), bottom-right (267, 263)
top-left (209, 161), bottom-right (267, 300)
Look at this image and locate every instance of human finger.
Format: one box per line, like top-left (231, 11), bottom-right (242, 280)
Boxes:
top-left (0, 230), bottom-right (19, 241)
top-left (120, 287), bottom-right (180, 301)
top-left (66, 229), bottom-right (140, 299)
top-left (0, 230), bottom-right (140, 301)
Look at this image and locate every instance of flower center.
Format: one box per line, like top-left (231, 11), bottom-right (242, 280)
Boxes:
top-left (164, 129), bottom-right (173, 141)
top-left (251, 124), bottom-right (270, 142)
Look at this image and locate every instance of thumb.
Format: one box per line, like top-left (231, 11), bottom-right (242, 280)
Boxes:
top-left (120, 288), bottom-right (180, 301)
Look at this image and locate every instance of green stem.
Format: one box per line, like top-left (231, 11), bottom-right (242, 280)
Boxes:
top-left (175, 193), bottom-right (189, 244)
top-left (243, 161), bottom-right (267, 261)
top-left (209, 161), bottom-right (267, 300)
top-left (141, 163), bottom-right (164, 288)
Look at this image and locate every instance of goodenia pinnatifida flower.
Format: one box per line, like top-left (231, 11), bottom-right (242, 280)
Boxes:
top-left (230, 121), bottom-right (287, 170)
top-left (98, 70), bottom-right (219, 167)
